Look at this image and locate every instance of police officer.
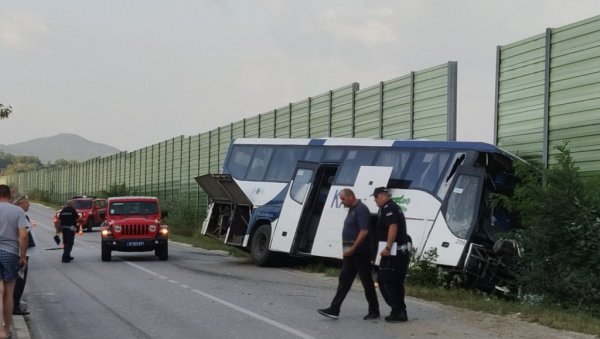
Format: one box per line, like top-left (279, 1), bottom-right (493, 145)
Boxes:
top-left (56, 200), bottom-right (81, 263)
top-left (372, 186), bottom-right (411, 322)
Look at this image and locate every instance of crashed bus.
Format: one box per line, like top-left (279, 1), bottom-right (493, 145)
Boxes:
top-left (196, 138), bottom-right (520, 290)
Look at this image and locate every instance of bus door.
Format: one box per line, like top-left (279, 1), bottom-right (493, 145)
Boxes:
top-left (271, 162), bottom-right (338, 254)
top-left (422, 166), bottom-right (485, 267)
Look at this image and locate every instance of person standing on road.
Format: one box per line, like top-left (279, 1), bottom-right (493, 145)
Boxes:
top-left (56, 200), bottom-right (81, 263)
top-left (372, 186), bottom-right (411, 323)
top-left (318, 188), bottom-right (380, 320)
top-left (0, 185), bottom-right (29, 339)
top-left (12, 194), bottom-right (35, 316)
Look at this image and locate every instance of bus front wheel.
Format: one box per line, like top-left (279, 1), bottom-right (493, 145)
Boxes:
top-left (250, 224), bottom-right (275, 266)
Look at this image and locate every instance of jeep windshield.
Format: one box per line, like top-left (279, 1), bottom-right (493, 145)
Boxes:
top-left (109, 202), bottom-right (158, 216)
top-left (73, 200), bottom-right (93, 209)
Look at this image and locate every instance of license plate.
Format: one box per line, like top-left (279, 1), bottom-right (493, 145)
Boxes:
top-left (126, 241), bottom-right (145, 247)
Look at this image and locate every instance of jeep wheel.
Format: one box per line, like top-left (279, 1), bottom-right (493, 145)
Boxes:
top-left (250, 224), bottom-right (276, 266)
top-left (156, 243), bottom-right (168, 261)
top-left (86, 218), bottom-right (94, 232)
top-left (101, 243), bottom-right (111, 262)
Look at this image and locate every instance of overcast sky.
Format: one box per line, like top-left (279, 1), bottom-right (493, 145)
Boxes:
top-left (2, 1), bottom-right (600, 151)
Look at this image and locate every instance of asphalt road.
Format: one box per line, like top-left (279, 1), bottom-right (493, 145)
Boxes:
top-left (21, 204), bottom-right (593, 339)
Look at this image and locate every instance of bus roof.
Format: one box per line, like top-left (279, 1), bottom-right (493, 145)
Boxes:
top-left (232, 138), bottom-right (516, 157)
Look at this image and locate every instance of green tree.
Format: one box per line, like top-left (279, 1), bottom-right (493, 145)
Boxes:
top-left (3, 155), bottom-right (43, 175)
top-left (52, 159), bottom-right (79, 167)
top-left (505, 143), bottom-right (600, 313)
top-left (0, 103), bottom-right (12, 119)
top-left (0, 151), bottom-right (15, 173)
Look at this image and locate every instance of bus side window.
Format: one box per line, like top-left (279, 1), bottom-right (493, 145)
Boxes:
top-left (335, 149), bottom-right (376, 185)
top-left (265, 147), bottom-right (304, 182)
top-left (375, 150), bottom-right (410, 187)
top-left (246, 147), bottom-right (274, 181)
top-left (226, 146), bottom-right (254, 179)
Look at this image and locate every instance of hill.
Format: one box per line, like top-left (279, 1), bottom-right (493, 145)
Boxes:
top-left (0, 133), bottom-right (120, 163)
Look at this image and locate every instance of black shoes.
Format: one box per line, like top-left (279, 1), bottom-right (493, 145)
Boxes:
top-left (62, 256), bottom-right (74, 263)
top-left (13, 305), bottom-right (30, 315)
top-left (384, 310), bottom-right (408, 322)
top-left (317, 307), bottom-right (339, 319)
top-left (363, 312), bottom-right (380, 320)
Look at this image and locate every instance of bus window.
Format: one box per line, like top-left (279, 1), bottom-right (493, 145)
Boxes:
top-left (246, 147), bottom-right (274, 181)
top-left (265, 147), bottom-right (305, 182)
top-left (335, 149), bottom-right (377, 185)
top-left (437, 152), bottom-right (465, 199)
top-left (323, 148), bottom-right (344, 162)
top-left (444, 174), bottom-right (480, 238)
top-left (403, 151), bottom-right (450, 193)
top-left (226, 146), bottom-right (254, 179)
top-left (290, 168), bottom-right (314, 204)
top-left (375, 150), bottom-right (410, 179)
top-left (303, 148), bottom-right (323, 162)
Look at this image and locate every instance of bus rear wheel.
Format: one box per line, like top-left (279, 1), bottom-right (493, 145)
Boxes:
top-left (251, 224), bottom-right (276, 266)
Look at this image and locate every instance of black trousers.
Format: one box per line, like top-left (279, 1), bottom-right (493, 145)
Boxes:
top-left (378, 252), bottom-right (409, 313)
top-left (14, 256), bottom-right (29, 306)
top-left (330, 252), bottom-right (379, 313)
top-left (62, 227), bottom-right (75, 261)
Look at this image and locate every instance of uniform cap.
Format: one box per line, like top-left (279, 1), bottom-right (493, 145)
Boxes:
top-left (371, 187), bottom-right (388, 196)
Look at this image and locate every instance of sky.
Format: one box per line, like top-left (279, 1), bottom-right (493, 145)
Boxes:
top-left (2, 0), bottom-right (600, 152)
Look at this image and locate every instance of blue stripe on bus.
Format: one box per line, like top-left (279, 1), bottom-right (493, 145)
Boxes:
top-left (391, 140), bottom-right (501, 153)
top-left (308, 139), bottom-right (326, 146)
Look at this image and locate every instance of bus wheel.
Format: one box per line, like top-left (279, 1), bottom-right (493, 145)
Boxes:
top-left (251, 224), bottom-right (275, 266)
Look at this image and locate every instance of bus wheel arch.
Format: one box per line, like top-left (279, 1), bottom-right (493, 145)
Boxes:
top-left (250, 223), bottom-right (276, 266)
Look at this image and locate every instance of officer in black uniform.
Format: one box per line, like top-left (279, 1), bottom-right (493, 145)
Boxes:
top-left (57, 200), bottom-right (80, 263)
top-left (372, 187), bottom-right (411, 322)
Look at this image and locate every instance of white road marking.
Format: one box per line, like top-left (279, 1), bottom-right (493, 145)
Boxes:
top-left (124, 261), bottom-right (315, 339)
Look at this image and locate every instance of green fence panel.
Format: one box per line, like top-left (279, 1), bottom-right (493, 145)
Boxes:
top-left (290, 99), bottom-right (309, 138)
top-left (275, 106), bottom-right (291, 138)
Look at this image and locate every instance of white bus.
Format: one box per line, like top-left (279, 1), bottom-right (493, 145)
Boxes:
top-left (196, 138), bottom-right (519, 288)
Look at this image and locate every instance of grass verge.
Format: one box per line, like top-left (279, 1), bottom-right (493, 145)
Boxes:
top-left (169, 233), bottom-right (249, 258)
top-left (407, 285), bottom-right (600, 336)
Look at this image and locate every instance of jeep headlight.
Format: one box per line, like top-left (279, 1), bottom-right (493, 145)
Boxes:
top-left (159, 226), bottom-right (168, 236)
top-left (114, 225), bottom-right (122, 233)
top-left (149, 224), bottom-right (156, 232)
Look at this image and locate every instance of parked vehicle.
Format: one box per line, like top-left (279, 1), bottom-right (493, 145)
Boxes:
top-left (100, 196), bottom-right (169, 261)
top-left (53, 196), bottom-right (107, 232)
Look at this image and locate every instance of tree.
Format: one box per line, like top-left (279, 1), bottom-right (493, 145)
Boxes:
top-left (0, 103), bottom-right (12, 119)
top-left (504, 143), bottom-right (600, 313)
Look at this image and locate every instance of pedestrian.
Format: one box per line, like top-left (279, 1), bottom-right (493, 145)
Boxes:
top-left (56, 200), bottom-right (81, 263)
top-left (0, 185), bottom-right (29, 339)
top-left (372, 186), bottom-right (411, 322)
top-left (12, 194), bottom-right (35, 316)
top-left (318, 188), bottom-right (380, 320)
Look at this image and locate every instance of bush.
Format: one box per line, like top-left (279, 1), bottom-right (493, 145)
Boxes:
top-left (408, 248), bottom-right (452, 288)
top-left (164, 199), bottom-right (204, 236)
top-left (27, 188), bottom-right (53, 204)
top-left (504, 143), bottom-right (600, 314)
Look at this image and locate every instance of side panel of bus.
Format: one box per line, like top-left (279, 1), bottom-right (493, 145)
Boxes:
top-left (309, 166), bottom-right (393, 259)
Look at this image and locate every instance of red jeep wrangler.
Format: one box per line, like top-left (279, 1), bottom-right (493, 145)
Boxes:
top-left (53, 196), bottom-right (107, 232)
top-left (100, 196), bottom-right (169, 261)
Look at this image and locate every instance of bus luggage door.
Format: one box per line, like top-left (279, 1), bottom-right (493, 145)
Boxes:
top-left (270, 162), bottom-right (327, 253)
